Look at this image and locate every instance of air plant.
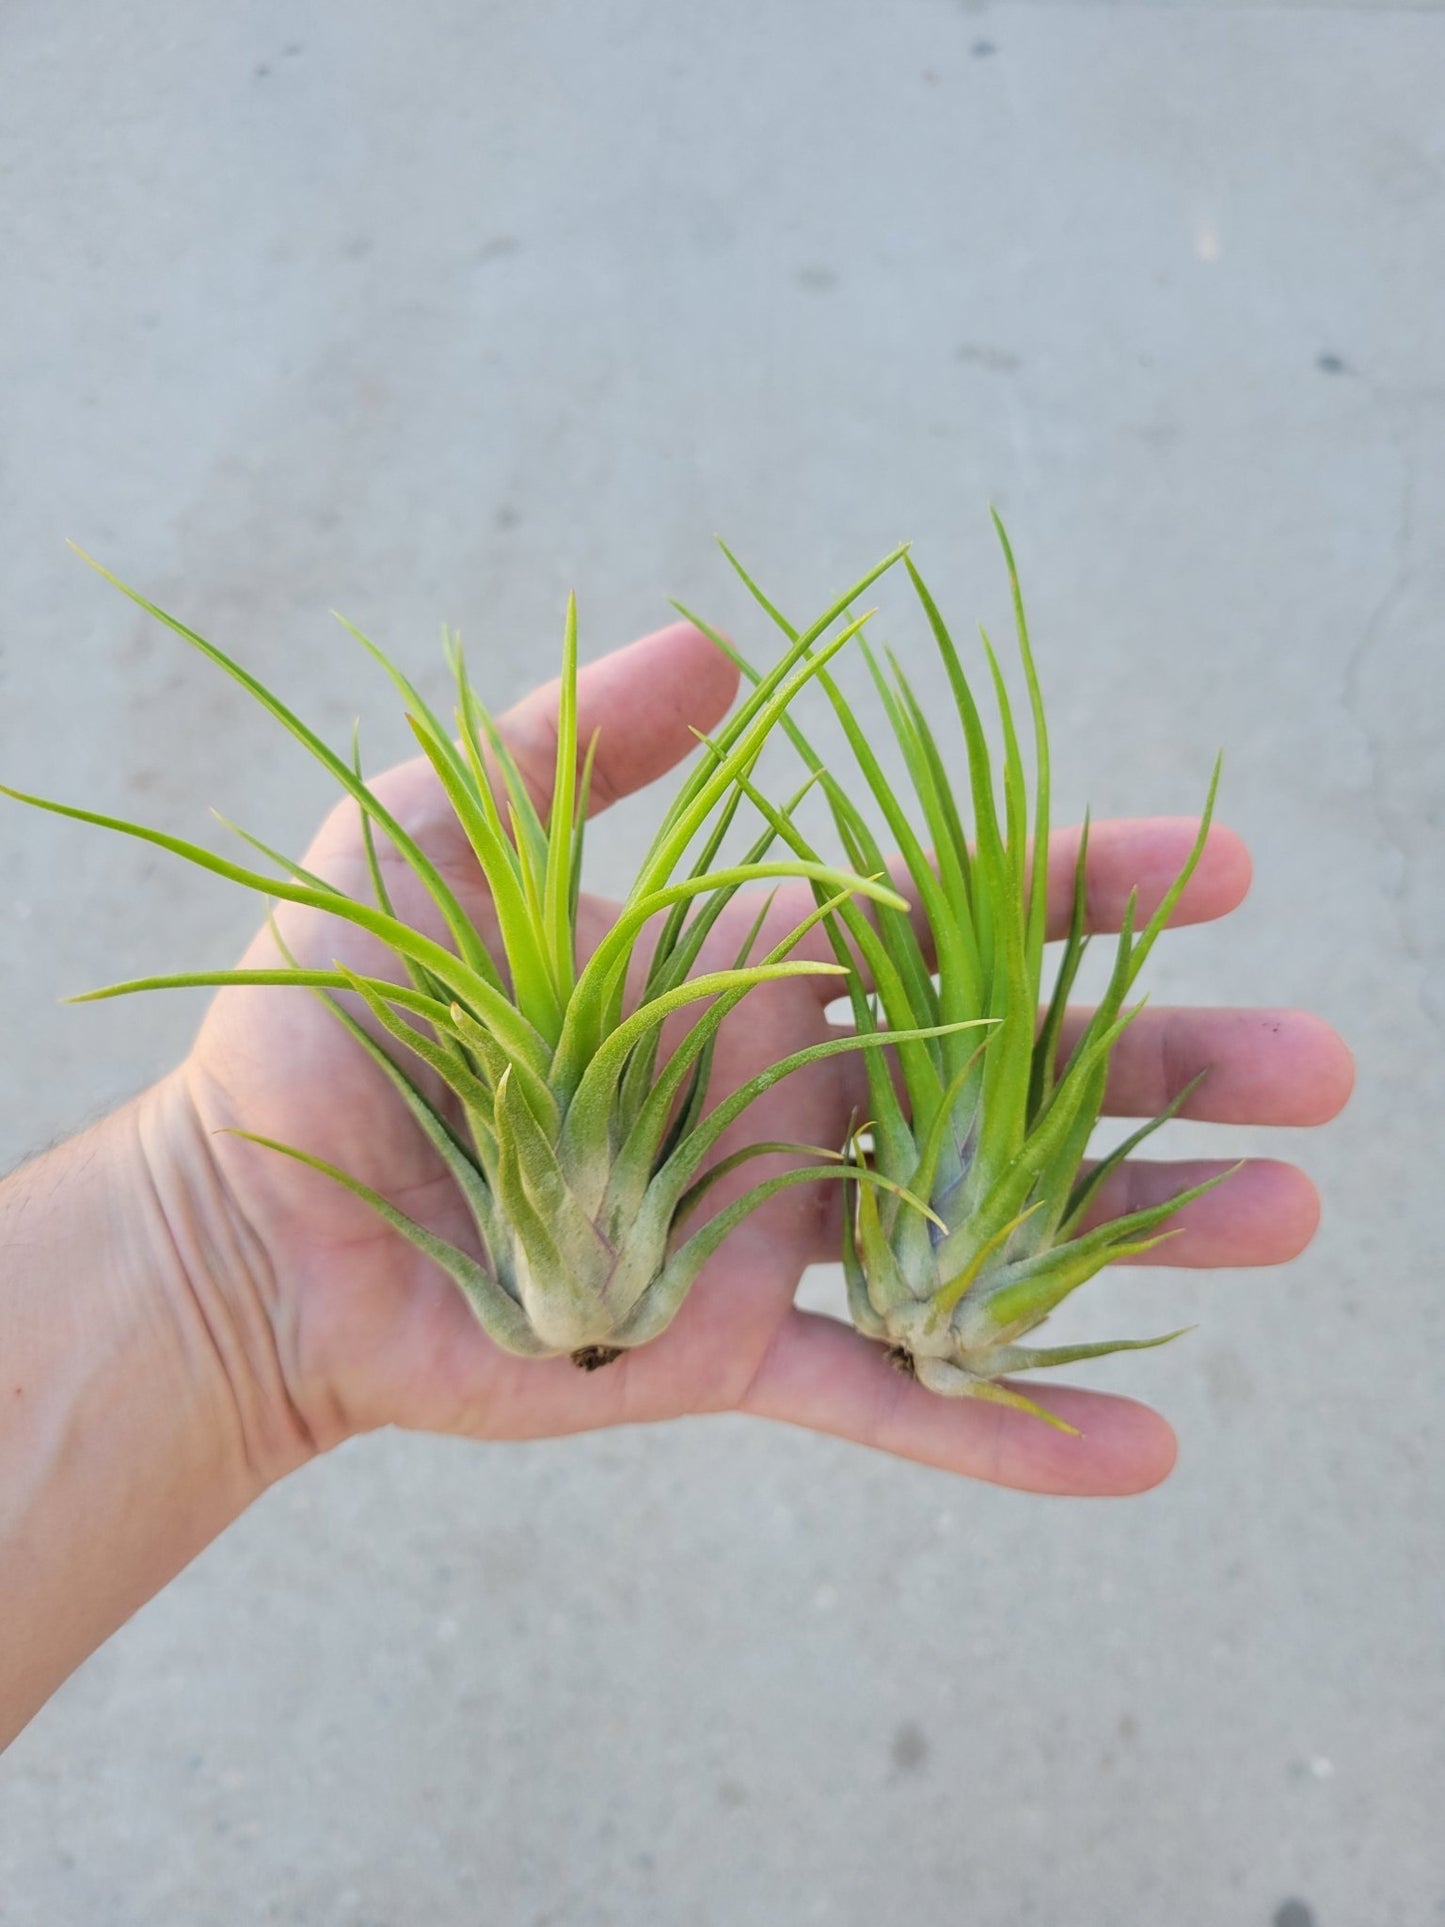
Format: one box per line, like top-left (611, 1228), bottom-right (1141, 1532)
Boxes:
top-left (3, 549), bottom-right (967, 1366)
top-left (683, 516), bottom-right (1232, 1428)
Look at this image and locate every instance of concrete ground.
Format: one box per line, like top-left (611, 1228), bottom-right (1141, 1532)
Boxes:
top-left (1, 3), bottom-right (1440, 1922)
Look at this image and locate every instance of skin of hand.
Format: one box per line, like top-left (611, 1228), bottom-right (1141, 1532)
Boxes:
top-left (0, 619), bottom-right (1353, 1746)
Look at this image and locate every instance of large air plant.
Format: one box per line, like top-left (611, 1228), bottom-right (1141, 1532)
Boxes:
top-left (3, 550), bottom-right (965, 1366)
top-left (685, 517), bottom-right (1232, 1428)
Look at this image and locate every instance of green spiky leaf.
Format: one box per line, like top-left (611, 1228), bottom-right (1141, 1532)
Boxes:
top-left (8, 544), bottom-right (934, 1370)
top-left (716, 518), bottom-right (1233, 1414)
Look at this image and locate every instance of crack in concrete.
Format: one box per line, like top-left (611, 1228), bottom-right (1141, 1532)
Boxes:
top-left (1339, 385), bottom-right (1437, 1036)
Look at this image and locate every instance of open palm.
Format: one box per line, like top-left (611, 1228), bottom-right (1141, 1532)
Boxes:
top-left (175, 620), bottom-right (1351, 1495)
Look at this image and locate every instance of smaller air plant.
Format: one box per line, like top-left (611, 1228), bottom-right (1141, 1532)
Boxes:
top-left (3, 550), bottom-right (961, 1366)
top-left (685, 518), bottom-right (1233, 1428)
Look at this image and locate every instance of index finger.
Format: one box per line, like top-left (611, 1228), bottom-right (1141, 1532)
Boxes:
top-left (495, 619), bottom-right (739, 818)
top-left (348, 620), bottom-right (740, 853)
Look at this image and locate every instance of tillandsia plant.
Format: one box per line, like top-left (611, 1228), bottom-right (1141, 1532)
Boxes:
top-left (3, 549), bottom-right (966, 1368)
top-left (683, 516), bottom-right (1234, 1429)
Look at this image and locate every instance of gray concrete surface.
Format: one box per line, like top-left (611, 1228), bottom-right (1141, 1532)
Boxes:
top-left (1, 3), bottom-right (1441, 1923)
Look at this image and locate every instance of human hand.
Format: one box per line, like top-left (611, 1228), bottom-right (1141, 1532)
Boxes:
top-left (155, 621), bottom-right (1352, 1497)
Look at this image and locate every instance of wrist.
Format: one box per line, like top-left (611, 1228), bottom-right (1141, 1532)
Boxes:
top-left (0, 1080), bottom-right (313, 1745)
top-left (130, 1068), bottom-right (318, 1492)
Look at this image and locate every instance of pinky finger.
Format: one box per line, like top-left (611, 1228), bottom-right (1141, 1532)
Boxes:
top-left (737, 1309), bottom-right (1179, 1496)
